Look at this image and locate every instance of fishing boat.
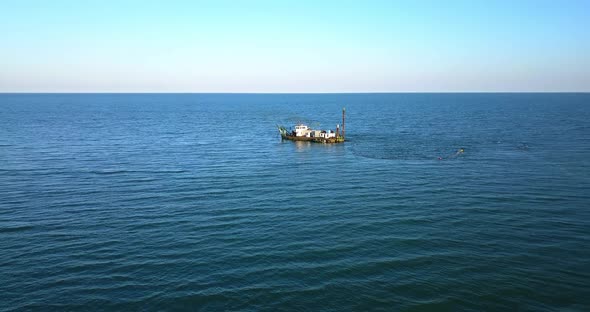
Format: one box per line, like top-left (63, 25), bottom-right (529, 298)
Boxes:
top-left (278, 108), bottom-right (346, 143)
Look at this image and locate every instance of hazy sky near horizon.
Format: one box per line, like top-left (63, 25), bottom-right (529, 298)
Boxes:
top-left (1, 0), bottom-right (589, 92)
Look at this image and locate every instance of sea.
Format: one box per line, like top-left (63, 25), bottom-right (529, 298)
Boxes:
top-left (1, 93), bottom-right (589, 311)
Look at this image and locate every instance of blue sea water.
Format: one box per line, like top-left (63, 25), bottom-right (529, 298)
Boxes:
top-left (0, 93), bottom-right (589, 311)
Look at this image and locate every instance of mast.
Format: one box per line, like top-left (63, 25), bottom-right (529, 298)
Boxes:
top-left (342, 107), bottom-right (346, 140)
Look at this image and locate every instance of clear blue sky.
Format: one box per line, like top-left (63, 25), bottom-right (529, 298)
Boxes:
top-left (1, 0), bottom-right (589, 92)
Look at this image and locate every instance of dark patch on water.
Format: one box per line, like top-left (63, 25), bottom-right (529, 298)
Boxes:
top-left (0, 224), bottom-right (35, 233)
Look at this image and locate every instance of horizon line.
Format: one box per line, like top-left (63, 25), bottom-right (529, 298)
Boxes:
top-left (1, 91), bottom-right (589, 94)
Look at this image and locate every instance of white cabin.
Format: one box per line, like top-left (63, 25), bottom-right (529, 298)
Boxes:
top-left (319, 130), bottom-right (336, 138)
top-left (293, 124), bottom-right (336, 139)
top-left (310, 130), bottom-right (322, 138)
top-left (295, 124), bottom-right (310, 137)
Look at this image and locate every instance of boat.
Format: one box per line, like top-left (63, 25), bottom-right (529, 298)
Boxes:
top-left (278, 108), bottom-right (346, 143)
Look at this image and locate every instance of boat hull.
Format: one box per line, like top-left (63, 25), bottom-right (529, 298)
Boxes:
top-left (281, 134), bottom-right (344, 143)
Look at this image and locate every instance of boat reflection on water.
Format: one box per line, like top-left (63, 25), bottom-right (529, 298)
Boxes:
top-left (291, 139), bottom-right (346, 158)
top-left (294, 140), bottom-right (313, 151)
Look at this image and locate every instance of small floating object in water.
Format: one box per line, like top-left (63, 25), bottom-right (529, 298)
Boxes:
top-left (438, 148), bottom-right (465, 160)
top-left (518, 143), bottom-right (530, 150)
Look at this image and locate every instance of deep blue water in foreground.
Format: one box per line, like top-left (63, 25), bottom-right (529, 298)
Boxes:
top-left (1, 93), bottom-right (589, 311)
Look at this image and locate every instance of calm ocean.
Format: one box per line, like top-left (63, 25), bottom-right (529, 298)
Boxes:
top-left (1, 93), bottom-right (589, 311)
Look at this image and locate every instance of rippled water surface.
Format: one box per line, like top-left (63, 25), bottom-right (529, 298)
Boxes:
top-left (1, 93), bottom-right (589, 311)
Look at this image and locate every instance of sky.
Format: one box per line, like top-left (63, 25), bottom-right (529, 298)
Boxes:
top-left (0, 0), bottom-right (589, 92)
